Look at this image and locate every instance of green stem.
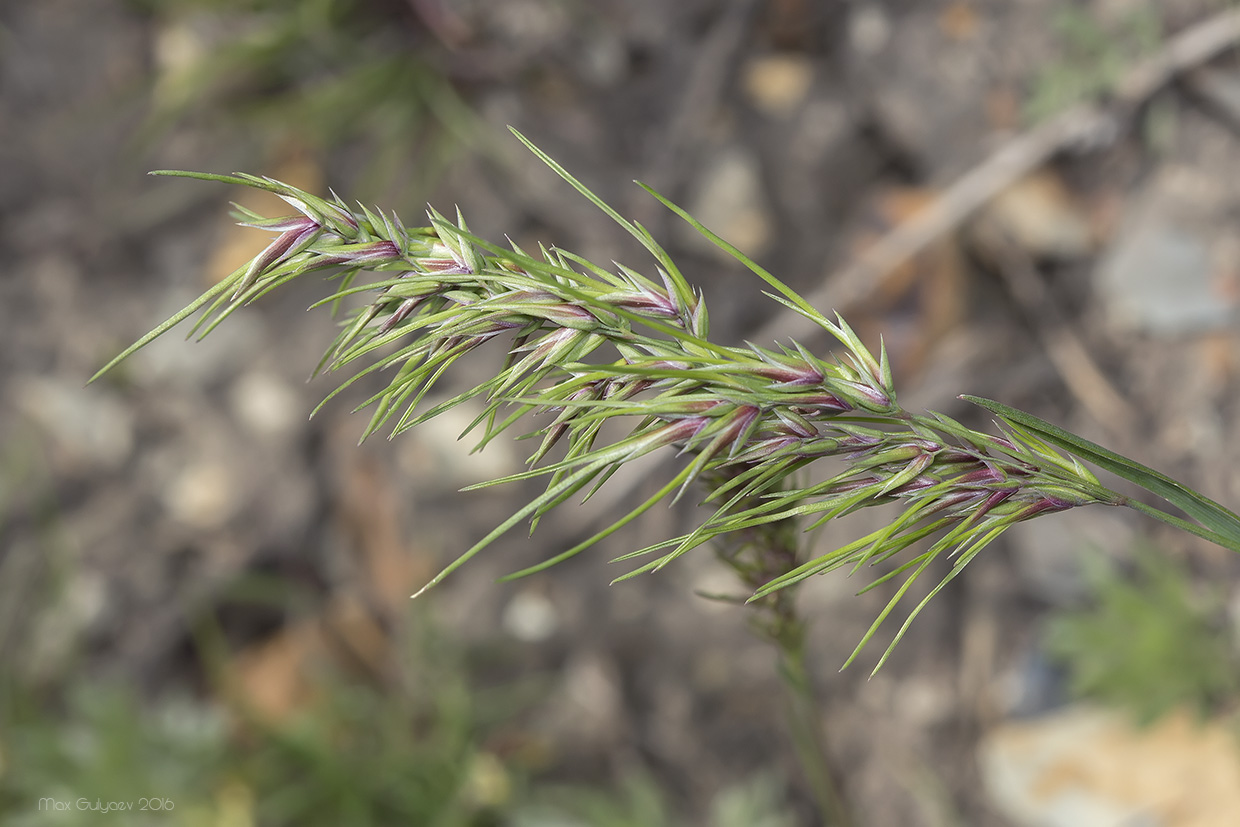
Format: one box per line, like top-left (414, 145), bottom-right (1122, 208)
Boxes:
top-left (766, 595), bottom-right (853, 827)
top-left (713, 482), bottom-right (853, 826)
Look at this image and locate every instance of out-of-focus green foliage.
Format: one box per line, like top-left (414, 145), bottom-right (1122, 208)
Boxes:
top-left (514, 770), bottom-right (799, 827)
top-left (0, 657), bottom-right (514, 826)
top-left (1025, 5), bottom-right (1161, 123)
top-left (0, 594), bottom-right (796, 826)
top-left (0, 685), bottom-right (229, 826)
top-left (227, 678), bottom-right (511, 827)
top-left (0, 674), bottom-right (799, 826)
top-left (0, 568), bottom-right (518, 827)
top-left (516, 773), bottom-right (673, 827)
top-left (132, 0), bottom-right (481, 198)
top-left (1043, 546), bottom-right (1239, 724)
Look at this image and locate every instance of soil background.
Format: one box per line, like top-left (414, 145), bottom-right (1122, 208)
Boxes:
top-left (3, 1), bottom-right (1240, 825)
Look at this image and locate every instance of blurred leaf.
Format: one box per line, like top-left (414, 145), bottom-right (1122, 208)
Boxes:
top-left (137, 0), bottom-right (483, 203)
top-left (1025, 6), bottom-right (1163, 123)
top-left (519, 773), bottom-right (672, 827)
top-left (517, 769), bottom-right (800, 827)
top-left (0, 610), bottom-right (515, 827)
top-left (0, 685), bottom-right (228, 826)
top-left (710, 772), bottom-right (798, 827)
top-left (1043, 546), bottom-right (1238, 724)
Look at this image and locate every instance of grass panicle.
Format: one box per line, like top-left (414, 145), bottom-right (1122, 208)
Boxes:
top-left (99, 137), bottom-right (1240, 667)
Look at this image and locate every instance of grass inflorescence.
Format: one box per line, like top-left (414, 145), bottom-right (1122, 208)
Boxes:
top-left (96, 130), bottom-right (1240, 669)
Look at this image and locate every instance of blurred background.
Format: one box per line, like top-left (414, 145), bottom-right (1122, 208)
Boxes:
top-left (2, 0), bottom-right (1240, 824)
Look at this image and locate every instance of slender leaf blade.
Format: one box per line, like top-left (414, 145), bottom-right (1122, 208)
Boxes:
top-left (963, 395), bottom-right (1240, 553)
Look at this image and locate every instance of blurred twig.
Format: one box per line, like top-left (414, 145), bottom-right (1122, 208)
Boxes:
top-left (756, 7), bottom-right (1240, 347)
top-left (648, 0), bottom-right (762, 189)
top-left (985, 228), bottom-right (1137, 439)
top-left (406, 0), bottom-right (470, 49)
